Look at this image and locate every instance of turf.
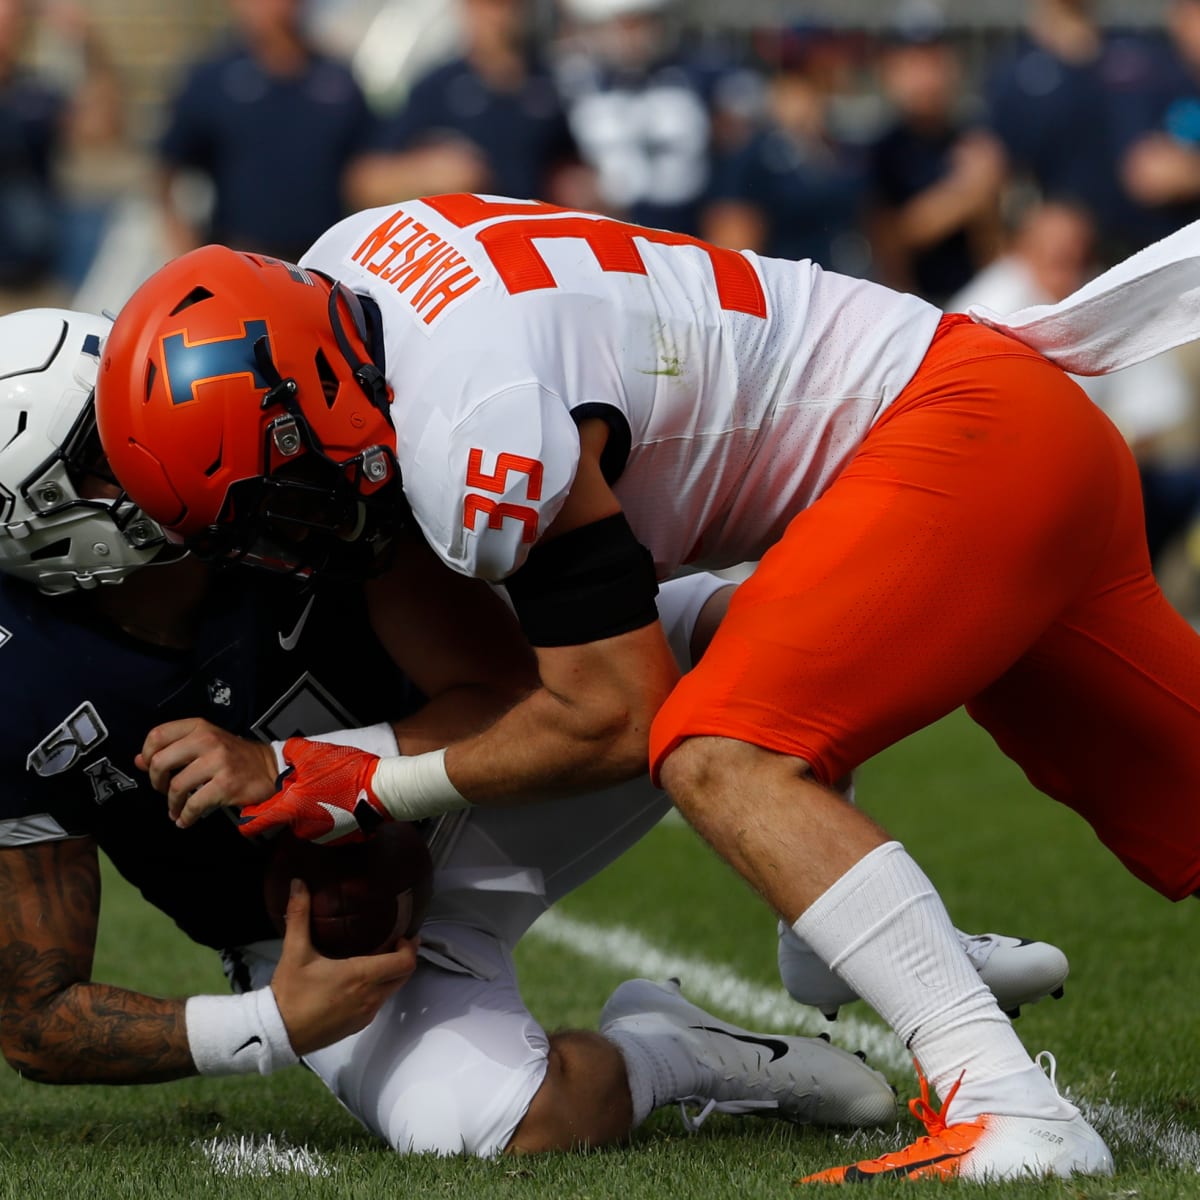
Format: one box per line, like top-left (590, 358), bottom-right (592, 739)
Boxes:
top-left (1, 708), bottom-right (1196, 1198)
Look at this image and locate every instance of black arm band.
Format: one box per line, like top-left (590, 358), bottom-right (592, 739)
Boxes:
top-left (504, 512), bottom-right (660, 647)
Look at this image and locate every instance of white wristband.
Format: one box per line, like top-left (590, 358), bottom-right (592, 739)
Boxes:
top-left (185, 987), bottom-right (299, 1076)
top-left (270, 721), bottom-right (401, 775)
top-left (371, 749), bottom-right (470, 822)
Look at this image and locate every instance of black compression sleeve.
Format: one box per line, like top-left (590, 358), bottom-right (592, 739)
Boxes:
top-left (503, 512), bottom-right (659, 647)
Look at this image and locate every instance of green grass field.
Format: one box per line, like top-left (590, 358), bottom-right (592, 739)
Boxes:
top-left (2, 709), bottom-right (1197, 1198)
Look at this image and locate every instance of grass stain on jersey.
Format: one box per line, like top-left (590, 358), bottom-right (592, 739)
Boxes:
top-left (642, 354), bottom-right (684, 377)
top-left (639, 322), bottom-right (686, 378)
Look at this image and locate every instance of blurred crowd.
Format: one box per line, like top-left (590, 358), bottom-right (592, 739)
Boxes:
top-left (6, 0), bottom-right (1200, 607)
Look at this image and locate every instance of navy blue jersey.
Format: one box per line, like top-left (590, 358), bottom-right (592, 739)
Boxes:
top-left (0, 70), bottom-right (64, 284)
top-left (983, 30), bottom-right (1172, 248)
top-left (867, 120), bottom-right (977, 303)
top-left (1104, 34), bottom-right (1200, 247)
top-left (367, 55), bottom-right (577, 203)
top-left (159, 39), bottom-right (373, 260)
top-left (710, 126), bottom-right (867, 274)
top-left (0, 571), bottom-right (420, 950)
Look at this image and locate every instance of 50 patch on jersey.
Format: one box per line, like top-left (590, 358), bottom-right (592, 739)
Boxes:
top-left (26, 701), bottom-right (108, 777)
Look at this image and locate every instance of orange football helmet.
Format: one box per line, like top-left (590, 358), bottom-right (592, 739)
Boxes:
top-left (95, 245), bottom-right (401, 577)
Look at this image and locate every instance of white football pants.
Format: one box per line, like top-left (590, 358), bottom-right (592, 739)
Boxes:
top-left (233, 572), bottom-right (729, 1156)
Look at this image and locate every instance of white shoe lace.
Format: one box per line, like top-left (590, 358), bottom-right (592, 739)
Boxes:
top-left (957, 931), bottom-right (1001, 970)
top-left (677, 1097), bottom-right (779, 1133)
top-left (1035, 1049), bottom-right (1060, 1092)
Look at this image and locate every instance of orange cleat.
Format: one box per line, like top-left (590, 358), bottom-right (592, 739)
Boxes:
top-left (798, 1059), bottom-right (1113, 1184)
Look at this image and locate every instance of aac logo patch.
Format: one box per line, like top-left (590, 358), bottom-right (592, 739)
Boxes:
top-left (84, 757), bottom-right (138, 805)
top-left (27, 701), bottom-right (108, 777)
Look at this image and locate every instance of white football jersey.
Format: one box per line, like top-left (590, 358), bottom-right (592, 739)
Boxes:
top-left (301, 196), bottom-right (942, 580)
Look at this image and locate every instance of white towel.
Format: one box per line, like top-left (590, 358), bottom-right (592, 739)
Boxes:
top-left (967, 218), bottom-right (1200, 377)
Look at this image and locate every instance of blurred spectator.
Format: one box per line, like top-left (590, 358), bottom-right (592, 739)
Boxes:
top-left (949, 199), bottom-right (1094, 316)
top-left (950, 199), bottom-right (1200, 568)
top-left (158, 0), bottom-right (373, 262)
top-left (702, 25), bottom-right (868, 273)
top-left (554, 0), bottom-right (761, 235)
top-left (867, 6), bottom-right (1005, 304)
top-left (0, 0), bottom-right (121, 305)
top-left (983, 0), bottom-right (1167, 257)
top-left (1119, 0), bottom-right (1200, 244)
top-left (347, 0), bottom-right (586, 210)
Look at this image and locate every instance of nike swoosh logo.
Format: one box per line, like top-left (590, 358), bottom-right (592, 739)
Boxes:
top-left (235, 1036), bottom-right (263, 1054)
top-left (278, 595), bottom-right (315, 652)
top-left (314, 801), bottom-right (362, 844)
top-left (843, 1152), bottom-right (962, 1181)
top-left (690, 1024), bottom-right (790, 1062)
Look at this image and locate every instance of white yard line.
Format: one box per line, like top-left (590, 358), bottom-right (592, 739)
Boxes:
top-left (529, 908), bottom-right (1200, 1170)
top-left (534, 908), bottom-right (908, 1067)
top-left (196, 1134), bottom-right (332, 1178)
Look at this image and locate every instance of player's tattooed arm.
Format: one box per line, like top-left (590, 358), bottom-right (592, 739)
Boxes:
top-left (0, 838), bottom-right (196, 1084)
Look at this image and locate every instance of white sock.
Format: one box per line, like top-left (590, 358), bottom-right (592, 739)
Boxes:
top-left (952, 1062), bottom-right (1078, 1123)
top-left (603, 1026), bottom-right (705, 1126)
top-left (792, 841), bottom-right (1069, 1120)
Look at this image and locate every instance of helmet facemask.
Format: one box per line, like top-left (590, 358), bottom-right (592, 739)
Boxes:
top-left (187, 306), bottom-right (401, 581)
top-left (192, 451), bottom-right (401, 581)
top-left (0, 310), bottom-right (174, 594)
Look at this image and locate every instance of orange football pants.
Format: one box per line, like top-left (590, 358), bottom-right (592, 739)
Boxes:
top-left (651, 314), bottom-right (1200, 900)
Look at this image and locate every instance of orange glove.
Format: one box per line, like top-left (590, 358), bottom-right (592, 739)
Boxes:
top-left (238, 738), bottom-right (391, 844)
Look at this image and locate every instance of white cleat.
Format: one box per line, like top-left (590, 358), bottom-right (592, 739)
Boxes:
top-left (800, 1055), bottom-right (1112, 1183)
top-left (778, 925), bottom-right (1069, 1020)
top-left (600, 977), bottom-right (898, 1130)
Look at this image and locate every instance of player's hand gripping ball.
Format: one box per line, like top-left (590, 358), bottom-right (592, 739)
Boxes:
top-left (262, 822), bottom-right (434, 958)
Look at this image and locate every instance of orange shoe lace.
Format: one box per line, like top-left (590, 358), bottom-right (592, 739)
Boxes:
top-left (795, 1062), bottom-right (979, 1184)
top-left (906, 1059), bottom-right (965, 1138)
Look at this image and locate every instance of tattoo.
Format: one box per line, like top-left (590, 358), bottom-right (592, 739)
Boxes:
top-left (0, 840), bottom-right (196, 1084)
top-left (3, 976), bottom-right (193, 1084)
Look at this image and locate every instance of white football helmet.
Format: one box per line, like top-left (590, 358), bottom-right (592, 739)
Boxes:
top-left (0, 308), bottom-right (170, 593)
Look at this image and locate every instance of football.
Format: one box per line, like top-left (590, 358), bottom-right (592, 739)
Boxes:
top-left (262, 822), bottom-right (434, 959)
